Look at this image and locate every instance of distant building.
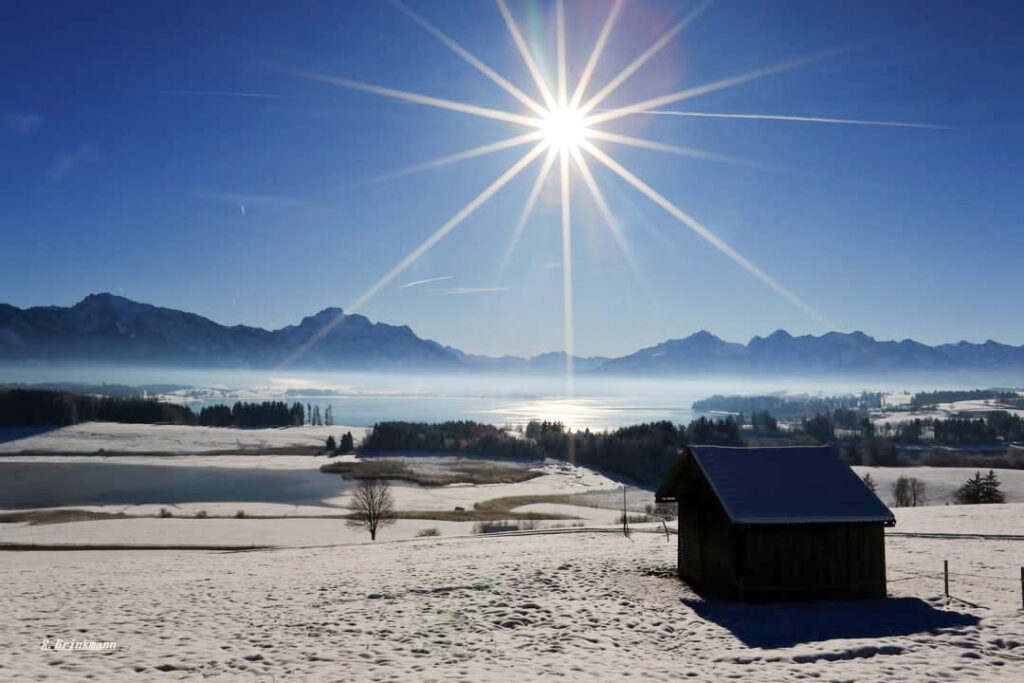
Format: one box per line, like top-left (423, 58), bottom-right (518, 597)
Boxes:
top-left (656, 445), bottom-right (895, 601)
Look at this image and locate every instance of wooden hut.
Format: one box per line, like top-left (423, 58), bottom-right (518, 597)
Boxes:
top-left (656, 445), bottom-right (895, 601)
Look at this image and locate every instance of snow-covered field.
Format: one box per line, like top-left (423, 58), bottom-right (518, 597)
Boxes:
top-left (853, 466), bottom-right (1024, 506)
top-left (0, 422), bottom-right (367, 455)
top-left (874, 397), bottom-right (1024, 426)
top-left (1, 421), bottom-right (1022, 680)
top-left (0, 456), bottom-right (622, 547)
top-left (1, 506), bottom-right (1021, 681)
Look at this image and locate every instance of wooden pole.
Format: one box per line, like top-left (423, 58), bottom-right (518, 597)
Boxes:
top-left (944, 560), bottom-right (949, 597)
top-left (1020, 567), bottom-right (1023, 610)
top-left (622, 485), bottom-right (629, 538)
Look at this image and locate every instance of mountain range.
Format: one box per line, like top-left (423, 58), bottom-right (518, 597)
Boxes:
top-left (2, 293), bottom-right (1023, 375)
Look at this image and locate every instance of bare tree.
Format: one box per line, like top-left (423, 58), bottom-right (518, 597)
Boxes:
top-left (347, 479), bottom-right (395, 541)
top-left (908, 477), bottom-right (927, 507)
top-left (892, 477), bottom-right (909, 507)
top-left (892, 476), bottom-right (927, 507)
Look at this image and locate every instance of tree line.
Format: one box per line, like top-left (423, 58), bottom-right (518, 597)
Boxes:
top-left (692, 392), bottom-right (883, 418)
top-left (198, 401), bottom-right (305, 427)
top-left (877, 413), bottom-right (1024, 445)
top-left (910, 389), bottom-right (1022, 409)
top-left (795, 409), bottom-right (1023, 468)
top-left (0, 387), bottom-right (345, 429)
top-left (0, 388), bottom-right (195, 426)
top-left (360, 416), bottom-right (744, 486)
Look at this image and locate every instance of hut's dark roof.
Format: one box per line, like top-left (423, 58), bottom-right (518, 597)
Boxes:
top-left (660, 445), bottom-right (895, 526)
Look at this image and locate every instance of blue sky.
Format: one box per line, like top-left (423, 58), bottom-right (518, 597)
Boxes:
top-left (2, 0), bottom-right (1022, 358)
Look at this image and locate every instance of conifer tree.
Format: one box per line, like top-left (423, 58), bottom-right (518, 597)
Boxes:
top-left (955, 471), bottom-right (984, 504)
top-left (340, 431), bottom-right (354, 453)
top-left (980, 470), bottom-right (1005, 504)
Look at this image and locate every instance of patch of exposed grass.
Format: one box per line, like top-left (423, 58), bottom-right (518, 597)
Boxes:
top-left (320, 459), bottom-right (543, 486)
top-left (471, 493), bottom-right (582, 512)
top-left (0, 509), bottom-right (128, 526)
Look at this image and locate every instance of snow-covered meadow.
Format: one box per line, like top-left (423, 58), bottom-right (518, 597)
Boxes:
top-left (853, 466), bottom-right (1024, 506)
top-left (873, 396), bottom-right (1024, 426)
top-left (1, 506), bottom-right (1022, 681)
top-left (1, 422), bottom-right (1023, 680)
top-left (0, 422), bottom-right (368, 455)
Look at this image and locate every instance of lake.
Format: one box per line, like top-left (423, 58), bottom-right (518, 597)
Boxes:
top-left (0, 462), bottom-right (350, 509)
top-left (1, 365), bottom-right (981, 431)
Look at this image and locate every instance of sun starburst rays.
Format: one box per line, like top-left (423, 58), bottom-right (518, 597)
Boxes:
top-left (277, 1), bottom-right (943, 372)
top-left (578, 0), bottom-right (711, 117)
top-left (498, 147), bottom-right (558, 279)
top-left (558, 147), bottom-right (575, 392)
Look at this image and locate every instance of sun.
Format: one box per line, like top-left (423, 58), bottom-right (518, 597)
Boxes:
top-left (540, 105), bottom-right (588, 152)
top-left (277, 0), bottom-right (937, 370)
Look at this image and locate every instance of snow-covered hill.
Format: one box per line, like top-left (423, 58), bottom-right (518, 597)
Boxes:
top-left (1, 507), bottom-right (1021, 680)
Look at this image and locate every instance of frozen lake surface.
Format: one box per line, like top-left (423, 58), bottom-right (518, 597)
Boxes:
top-left (0, 462), bottom-right (350, 509)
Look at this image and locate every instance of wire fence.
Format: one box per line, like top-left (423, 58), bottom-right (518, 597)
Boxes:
top-left (887, 561), bottom-right (1024, 609)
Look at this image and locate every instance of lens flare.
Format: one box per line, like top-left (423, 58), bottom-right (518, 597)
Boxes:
top-left (278, 1), bottom-right (945, 374)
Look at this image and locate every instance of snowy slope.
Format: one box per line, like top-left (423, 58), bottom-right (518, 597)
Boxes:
top-left (1, 514), bottom-right (1021, 681)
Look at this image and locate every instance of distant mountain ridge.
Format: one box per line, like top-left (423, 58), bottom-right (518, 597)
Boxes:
top-left (0, 294), bottom-right (457, 369)
top-left (1, 294), bottom-right (1023, 374)
top-left (601, 329), bottom-right (1024, 374)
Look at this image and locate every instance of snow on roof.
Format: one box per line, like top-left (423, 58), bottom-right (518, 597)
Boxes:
top-left (689, 445), bottom-right (895, 526)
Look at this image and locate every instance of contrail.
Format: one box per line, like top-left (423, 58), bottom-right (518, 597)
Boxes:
top-left (585, 48), bottom-right (843, 127)
top-left (399, 275), bottom-right (456, 289)
top-left (586, 129), bottom-right (769, 168)
top-left (277, 142), bottom-right (549, 368)
top-left (633, 110), bottom-right (951, 129)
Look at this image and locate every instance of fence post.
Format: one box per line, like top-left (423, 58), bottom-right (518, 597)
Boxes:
top-left (622, 485), bottom-right (630, 538)
top-left (944, 560), bottom-right (949, 597)
top-left (1020, 567), bottom-right (1023, 610)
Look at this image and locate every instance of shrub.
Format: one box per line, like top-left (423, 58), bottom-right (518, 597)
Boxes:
top-left (645, 502), bottom-right (678, 521)
top-left (158, 508), bottom-right (173, 518)
top-left (235, 510), bottom-right (246, 519)
top-left (415, 527), bottom-right (441, 537)
top-left (615, 513), bottom-right (654, 524)
top-left (195, 510), bottom-right (208, 519)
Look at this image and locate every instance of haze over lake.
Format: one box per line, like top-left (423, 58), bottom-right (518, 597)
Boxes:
top-left (3, 365), bottom-right (1019, 431)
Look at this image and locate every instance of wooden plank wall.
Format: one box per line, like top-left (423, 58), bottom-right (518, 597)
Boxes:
top-left (739, 523), bottom-right (886, 600)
